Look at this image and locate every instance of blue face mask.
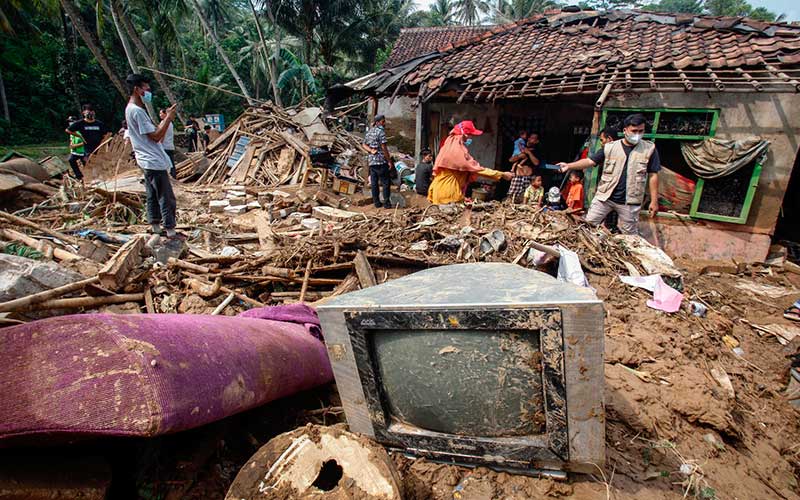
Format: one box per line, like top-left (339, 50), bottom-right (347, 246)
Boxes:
top-left (143, 90), bottom-right (153, 103)
top-left (464, 138), bottom-right (473, 146)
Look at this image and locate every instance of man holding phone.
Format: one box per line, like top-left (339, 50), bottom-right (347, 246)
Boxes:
top-left (125, 73), bottom-right (182, 248)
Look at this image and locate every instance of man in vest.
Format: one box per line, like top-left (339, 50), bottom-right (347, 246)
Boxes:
top-left (557, 113), bottom-right (660, 235)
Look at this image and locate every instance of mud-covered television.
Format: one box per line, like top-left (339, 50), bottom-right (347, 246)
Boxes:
top-left (317, 263), bottom-right (604, 475)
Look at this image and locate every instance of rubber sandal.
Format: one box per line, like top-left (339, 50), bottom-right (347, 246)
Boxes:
top-left (784, 305), bottom-right (800, 322)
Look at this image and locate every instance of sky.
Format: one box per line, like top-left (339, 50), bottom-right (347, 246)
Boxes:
top-left (413, 0), bottom-right (799, 22)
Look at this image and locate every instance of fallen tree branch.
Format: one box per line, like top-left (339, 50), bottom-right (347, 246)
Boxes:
top-left (0, 276), bottom-right (100, 313)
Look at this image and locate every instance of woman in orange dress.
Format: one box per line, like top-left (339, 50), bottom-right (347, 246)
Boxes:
top-left (428, 121), bottom-right (513, 204)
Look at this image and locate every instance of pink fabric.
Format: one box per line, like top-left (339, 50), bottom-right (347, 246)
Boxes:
top-left (433, 135), bottom-right (484, 177)
top-left (646, 276), bottom-right (684, 313)
top-left (0, 311), bottom-right (333, 445)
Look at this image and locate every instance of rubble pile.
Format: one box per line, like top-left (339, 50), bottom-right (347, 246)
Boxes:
top-left (175, 103), bottom-right (366, 187)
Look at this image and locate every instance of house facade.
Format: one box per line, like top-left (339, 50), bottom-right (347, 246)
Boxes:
top-left (348, 9), bottom-right (800, 262)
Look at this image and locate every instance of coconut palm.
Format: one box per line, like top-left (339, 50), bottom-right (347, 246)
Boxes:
top-left (429, 0), bottom-right (457, 26)
top-left (454, 0), bottom-right (488, 25)
top-left (492, 0), bottom-right (559, 23)
top-left (186, 0), bottom-right (255, 104)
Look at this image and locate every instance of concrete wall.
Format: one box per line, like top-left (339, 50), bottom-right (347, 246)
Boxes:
top-left (376, 96), bottom-right (417, 154)
top-left (426, 101), bottom-right (500, 168)
top-left (608, 92), bottom-right (800, 261)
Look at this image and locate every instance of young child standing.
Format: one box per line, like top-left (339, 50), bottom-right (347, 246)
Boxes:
top-left (66, 116), bottom-right (86, 182)
top-left (563, 170), bottom-right (585, 214)
top-left (523, 175), bottom-right (544, 206)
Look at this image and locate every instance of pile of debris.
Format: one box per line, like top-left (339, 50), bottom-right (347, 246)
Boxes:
top-left (176, 103), bottom-right (366, 188)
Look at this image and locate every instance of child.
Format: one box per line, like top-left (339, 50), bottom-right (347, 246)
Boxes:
top-left (507, 161), bottom-right (533, 203)
top-left (563, 170), bottom-right (585, 214)
top-left (523, 175), bottom-right (544, 206)
top-left (66, 116), bottom-right (86, 182)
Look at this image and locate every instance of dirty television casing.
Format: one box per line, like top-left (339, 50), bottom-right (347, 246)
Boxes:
top-left (316, 263), bottom-right (605, 475)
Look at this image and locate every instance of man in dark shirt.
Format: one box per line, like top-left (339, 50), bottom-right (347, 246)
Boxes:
top-left (185, 120), bottom-right (199, 153)
top-left (557, 114), bottom-right (661, 235)
top-left (415, 148), bottom-right (434, 196)
top-left (66, 104), bottom-right (108, 156)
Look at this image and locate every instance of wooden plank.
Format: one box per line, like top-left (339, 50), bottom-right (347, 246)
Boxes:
top-left (98, 236), bottom-right (144, 290)
top-left (253, 211), bottom-right (278, 255)
top-left (353, 251), bottom-right (377, 288)
top-left (232, 143), bottom-right (257, 183)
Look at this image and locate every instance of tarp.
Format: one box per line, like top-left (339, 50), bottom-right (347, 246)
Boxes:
top-left (0, 305), bottom-right (333, 445)
top-left (680, 137), bottom-right (769, 179)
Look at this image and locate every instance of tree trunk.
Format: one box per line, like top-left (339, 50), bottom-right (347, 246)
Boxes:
top-left (247, 0), bottom-right (282, 107)
top-left (188, 0), bottom-right (255, 105)
top-left (0, 65), bottom-right (9, 123)
top-left (110, 0), bottom-right (156, 119)
top-left (60, 7), bottom-right (82, 113)
top-left (265, 0), bottom-right (285, 105)
top-left (118, 4), bottom-right (187, 124)
top-left (59, 0), bottom-right (128, 100)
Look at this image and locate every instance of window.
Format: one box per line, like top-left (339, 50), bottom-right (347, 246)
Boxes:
top-left (589, 107), bottom-right (763, 225)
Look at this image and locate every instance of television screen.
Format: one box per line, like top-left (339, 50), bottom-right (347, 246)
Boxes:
top-left (317, 263), bottom-right (604, 474)
top-left (372, 327), bottom-right (545, 437)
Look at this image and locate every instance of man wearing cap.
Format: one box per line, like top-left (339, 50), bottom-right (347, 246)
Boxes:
top-left (428, 120), bottom-right (513, 205)
top-left (362, 114), bottom-right (394, 208)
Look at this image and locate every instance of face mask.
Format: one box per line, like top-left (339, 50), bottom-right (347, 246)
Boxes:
top-left (464, 138), bottom-right (473, 146)
top-left (625, 132), bottom-right (642, 145)
top-left (143, 91), bottom-right (153, 103)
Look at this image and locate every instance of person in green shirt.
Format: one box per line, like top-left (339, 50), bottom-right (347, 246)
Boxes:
top-left (67, 116), bottom-right (86, 181)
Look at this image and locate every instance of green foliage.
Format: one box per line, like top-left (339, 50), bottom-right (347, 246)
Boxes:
top-left (492, 0), bottom-right (561, 22)
top-left (705, 0), bottom-right (779, 20)
top-left (643, 0), bottom-right (703, 14)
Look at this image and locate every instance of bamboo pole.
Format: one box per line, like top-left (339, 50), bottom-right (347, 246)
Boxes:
top-left (0, 228), bottom-right (82, 261)
top-left (25, 293), bottom-right (144, 311)
top-left (0, 276), bottom-right (100, 313)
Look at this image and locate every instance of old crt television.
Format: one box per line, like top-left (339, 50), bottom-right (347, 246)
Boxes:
top-left (317, 263), bottom-right (604, 474)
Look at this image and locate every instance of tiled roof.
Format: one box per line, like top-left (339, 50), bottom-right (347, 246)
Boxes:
top-left (372, 10), bottom-right (800, 98)
top-left (382, 26), bottom-right (493, 68)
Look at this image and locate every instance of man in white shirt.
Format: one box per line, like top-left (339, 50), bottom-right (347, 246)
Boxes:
top-left (124, 73), bottom-right (181, 248)
top-left (159, 108), bottom-right (176, 178)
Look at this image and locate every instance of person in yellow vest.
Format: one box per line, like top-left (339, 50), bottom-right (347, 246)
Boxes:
top-left (428, 120), bottom-right (513, 205)
top-left (556, 113), bottom-right (661, 235)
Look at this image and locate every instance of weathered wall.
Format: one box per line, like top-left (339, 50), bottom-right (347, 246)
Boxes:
top-left (376, 96), bottom-right (417, 154)
top-left (608, 92), bottom-right (800, 261)
top-left (426, 101), bottom-right (500, 168)
top-left (607, 92), bottom-right (800, 235)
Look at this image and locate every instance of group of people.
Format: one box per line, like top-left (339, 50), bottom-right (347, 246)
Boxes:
top-left (362, 112), bottom-right (660, 236)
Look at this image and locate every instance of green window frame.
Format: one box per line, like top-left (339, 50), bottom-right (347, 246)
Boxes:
top-left (689, 161), bottom-right (763, 224)
top-left (587, 107), bottom-right (763, 225)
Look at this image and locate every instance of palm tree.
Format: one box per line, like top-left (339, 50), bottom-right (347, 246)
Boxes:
top-left (246, 0), bottom-right (282, 106)
top-left (116, 0), bottom-right (186, 123)
top-left (186, 0), bottom-right (256, 105)
top-left (454, 0), bottom-right (488, 24)
top-left (59, 0), bottom-right (128, 99)
top-left (492, 0), bottom-right (558, 22)
top-left (429, 0), bottom-right (456, 26)
top-left (109, 0), bottom-right (158, 118)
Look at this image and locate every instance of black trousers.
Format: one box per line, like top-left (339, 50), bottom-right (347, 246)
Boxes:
top-left (143, 169), bottom-right (177, 230)
top-left (370, 163), bottom-right (391, 207)
top-left (165, 149), bottom-right (176, 178)
top-left (68, 154), bottom-right (85, 180)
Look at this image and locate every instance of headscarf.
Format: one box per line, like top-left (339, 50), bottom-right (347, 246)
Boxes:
top-left (432, 121), bottom-right (485, 176)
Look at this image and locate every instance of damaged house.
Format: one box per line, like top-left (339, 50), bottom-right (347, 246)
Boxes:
top-left (345, 9), bottom-right (800, 262)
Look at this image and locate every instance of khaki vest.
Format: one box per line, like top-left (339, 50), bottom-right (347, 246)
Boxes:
top-left (594, 139), bottom-right (656, 205)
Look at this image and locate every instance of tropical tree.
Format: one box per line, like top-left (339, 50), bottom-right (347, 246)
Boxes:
top-left (492, 0), bottom-right (559, 22)
top-left (187, 0), bottom-right (255, 104)
top-left (109, 0), bottom-right (157, 118)
top-left (643, 0), bottom-right (703, 13)
top-left (454, 0), bottom-right (488, 24)
top-left (427, 0), bottom-right (457, 26)
top-left (59, 0), bottom-right (128, 99)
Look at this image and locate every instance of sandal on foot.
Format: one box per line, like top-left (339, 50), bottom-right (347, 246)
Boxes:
top-left (785, 304), bottom-right (800, 322)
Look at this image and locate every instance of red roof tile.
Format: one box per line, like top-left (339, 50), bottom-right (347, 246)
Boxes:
top-left (382, 26), bottom-right (493, 68)
top-left (384, 10), bottom-right (800, 93)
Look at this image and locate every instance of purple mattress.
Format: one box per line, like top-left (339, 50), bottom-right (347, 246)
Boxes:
top-left (0, 305), bottom-right (332, 444)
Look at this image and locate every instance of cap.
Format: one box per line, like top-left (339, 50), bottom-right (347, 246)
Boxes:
top-left (547, 186), bottom-right (561, 203)
top-left (454, 120), bottom-right (483, 136)
top-left (373, 114), bottom-right (385, 124)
